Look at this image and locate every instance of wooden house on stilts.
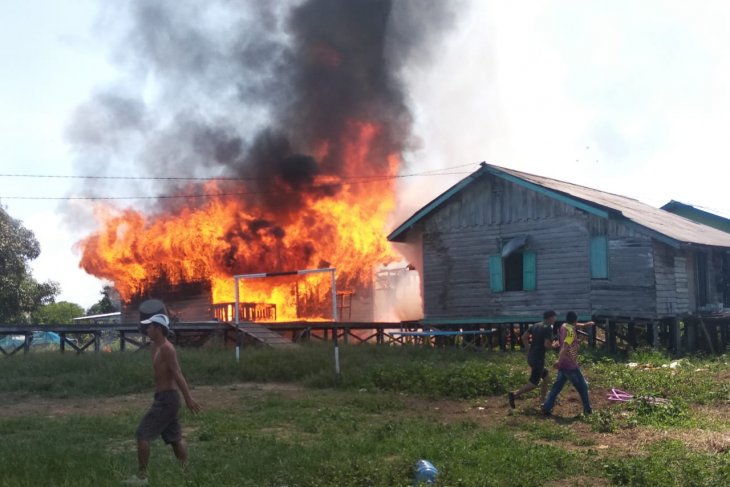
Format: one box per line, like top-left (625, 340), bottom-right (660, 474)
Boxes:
top-left (388, 163), bottom-right (730, 353)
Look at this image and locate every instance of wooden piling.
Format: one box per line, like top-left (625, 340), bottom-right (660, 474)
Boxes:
top-left (671, 318), bottom-right (681, 354)
top-left (607, 320), bottom-right (616, 352)
top-left (647, 321), bottom-right (656, 347)
top-left (687, 319), bottom-right (697, 353)
top-left (627, 322), bottom-right (637, 349)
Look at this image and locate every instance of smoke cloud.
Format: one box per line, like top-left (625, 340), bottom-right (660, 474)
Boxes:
top-left (67, 0), bottom-right (457, 214)
top-left (69, 0), bottom-right (459, 311)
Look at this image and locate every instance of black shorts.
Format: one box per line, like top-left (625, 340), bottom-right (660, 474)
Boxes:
top-left (527, 358), bottom-right (549, 386)
top-left (136, 390), bottom-right (181, 444)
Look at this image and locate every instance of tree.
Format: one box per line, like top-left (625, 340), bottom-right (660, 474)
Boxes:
top-left (86, 286), bottom-right (120, 315)
top-left (32, 301), bottom-right (85, 325)
top-left (0, 205), bottom-right (60, 323)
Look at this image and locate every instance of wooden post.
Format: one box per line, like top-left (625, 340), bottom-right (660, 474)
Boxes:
top-left (120, 331), bottom-right (126, 351)
top-left (647, 321), bottom-right (656, 347)
top-left (518, 324), bottom-right (526, 350)
top-left (60, 333), bottom-right (66, 353)
top-left (607, 320), bottom-right (616, 353)
top-left (687, 319), bottom-right (697, 353)
top-left (627, 322), bottom-right (637, 349)
top-left (343, 327), bottom-right (349, 345)
top-left (23, 333), bottom-right (31, 354)
top-left (671, 318), bottom-right (681, 355)
top-left (589, 320), bottom-right (597, 349)
top-left (94, 331), bottom-right (101, 353)
top-left (699, 318), bottom-right (716, 355)
top-left (498, 324), bottom-right (506, 351)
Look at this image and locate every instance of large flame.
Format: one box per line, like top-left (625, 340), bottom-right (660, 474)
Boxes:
top-left (78, 121), bottom-right (399, 320)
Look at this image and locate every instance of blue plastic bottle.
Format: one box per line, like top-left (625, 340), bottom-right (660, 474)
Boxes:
top-left (414, 459), bottom-right (438, 485)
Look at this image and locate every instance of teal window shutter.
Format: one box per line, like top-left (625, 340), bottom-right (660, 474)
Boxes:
top-left (523, 251), bottom-right (536, 291)
top-left (590, 236), bottom-right (608, 279)
top-left (489, 255), bottom-right (504, 293)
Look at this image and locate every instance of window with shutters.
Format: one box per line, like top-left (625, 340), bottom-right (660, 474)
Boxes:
top-left (504, 252), bottom-right (524, 291)
top-left (489, 250), bottom-right (536, 293)
top-left (590, 236), bottom-right (608, 279)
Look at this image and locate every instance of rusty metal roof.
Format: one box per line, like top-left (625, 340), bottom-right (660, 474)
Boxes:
top-left (388, 163), bottom-right (730, 248)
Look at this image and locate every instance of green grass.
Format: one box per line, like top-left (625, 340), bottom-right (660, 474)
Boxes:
top-left (1, 345), bottom-right (729, 486)
top-left (519, 421), bottom-right (575, 441)
top-left (0, 344), bottom-right (528, 398)
top-left (603, 440), bottom-right (730, 486)
top-left (586, 350), bottom-right (730, 405)
top-left (0, 388), bottom-right (580, 487)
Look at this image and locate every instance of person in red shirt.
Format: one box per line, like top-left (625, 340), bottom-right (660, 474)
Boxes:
top-left (541, 311), bottom-right (594, 416)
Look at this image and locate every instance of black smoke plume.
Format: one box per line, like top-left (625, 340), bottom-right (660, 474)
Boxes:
top-left (67, 0), bottom-right (455, 219)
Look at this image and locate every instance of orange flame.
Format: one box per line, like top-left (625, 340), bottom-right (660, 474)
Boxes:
top-left (78, 121), bottom-right (399, 320)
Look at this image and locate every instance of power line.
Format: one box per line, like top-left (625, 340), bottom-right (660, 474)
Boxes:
top-left (0, 162), bottom-right (478, 182)
top-left (0, 166), bottom-right (477, 201)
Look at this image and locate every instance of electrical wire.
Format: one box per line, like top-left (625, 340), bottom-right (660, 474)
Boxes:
top-left (0, 163), bottom-right (479, 201)
top-left (0, 162), bottom-right (478, 182)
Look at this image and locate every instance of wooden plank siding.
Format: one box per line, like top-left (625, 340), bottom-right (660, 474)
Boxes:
top-left (653, 241), bottom-right (679, 317)
top-left (679, 254), bottom-right (694, 312)
top-left (422, 174), bottom-right (593, 319)
top-left (589, 236), bottom-right (656, 317)
top-left (417, 172), bottom-right (707, 321)
top-left (414, 171), bottom-right (730, 322)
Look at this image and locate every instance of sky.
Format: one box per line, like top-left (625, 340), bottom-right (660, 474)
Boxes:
top-left (2, 0), bottom-right (730, 309)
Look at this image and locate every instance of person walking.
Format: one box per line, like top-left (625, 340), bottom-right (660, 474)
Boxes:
top-left (124, 314), bottom-right (201, 485)
top-left (508, 310), bottom-right (557, 408)
top-left (542, 311), bottom-right (594, 417)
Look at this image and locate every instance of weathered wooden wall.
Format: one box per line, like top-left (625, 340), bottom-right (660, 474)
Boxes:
top-left (653, 241), bottom-right (679, 317)
top-left (589, 236), bottom-right (656, 317)
top-left (422, 174), bottom-right (593, 319)
top-left (417, 173), bottom-right (706, 321)
top-left (123, 295), bottom-right (213, 323)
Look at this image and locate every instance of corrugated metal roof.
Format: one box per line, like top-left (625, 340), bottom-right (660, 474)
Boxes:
top-left (388, 163), bottom-right (730, 248)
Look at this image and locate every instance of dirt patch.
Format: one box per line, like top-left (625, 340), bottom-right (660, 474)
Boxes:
top-left (0, 382), bottom-right (306, 419)
top-left (416, 387), bottom-right (730, 456)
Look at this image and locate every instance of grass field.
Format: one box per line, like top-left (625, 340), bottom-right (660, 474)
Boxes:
top-left (0, 345), bottom-right (729, 486)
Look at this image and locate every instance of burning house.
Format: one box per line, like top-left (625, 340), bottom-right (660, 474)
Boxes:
top-left (71, 0), bottom-right (453, 324)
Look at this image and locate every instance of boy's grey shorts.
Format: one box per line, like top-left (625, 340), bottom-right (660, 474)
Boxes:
top-left (136, 390), bottom-right (181, 444)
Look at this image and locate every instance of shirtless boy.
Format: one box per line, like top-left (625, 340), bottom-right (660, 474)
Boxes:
top-left (125, 314), bottom-right (201, 485)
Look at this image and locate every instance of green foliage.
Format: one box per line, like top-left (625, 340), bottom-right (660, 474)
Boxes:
top-left (0, 206), bottom-right (59, 323)
top-left (604, 440), bottom-right (730, 486)
top-left (32, 301), bottom-right (85, 324)
top-left (86, 286), bottom-right (119, 315)
top-left (586, 409), bottom-right (620, 433)
top-left (520, 421), bottom-right (574, 441)
top-left (365, 359), bottom-right (522, 398)
top-left (587, 353), bottom-right (730, 405)
top-left (630, 397), bottom-right (690, 427)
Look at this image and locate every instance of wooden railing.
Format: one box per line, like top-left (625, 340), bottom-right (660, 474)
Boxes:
top-left (3, 316), bottom-right (728, 355)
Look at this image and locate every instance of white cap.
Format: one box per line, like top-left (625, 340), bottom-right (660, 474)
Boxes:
top-left (140, 314), bottom-right (170, 329)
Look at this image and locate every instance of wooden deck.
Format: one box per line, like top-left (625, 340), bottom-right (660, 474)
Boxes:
top-left (2, 316), bottom-right (728, 355)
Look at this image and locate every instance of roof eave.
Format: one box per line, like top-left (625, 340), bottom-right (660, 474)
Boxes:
top-left (484, 165), bottom-right (611, 219)
top-left (387, 170), bottom-right (484, 242)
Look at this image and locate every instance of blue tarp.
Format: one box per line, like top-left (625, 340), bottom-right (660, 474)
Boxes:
top-left (0, 331), bottom-right (61, 347)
